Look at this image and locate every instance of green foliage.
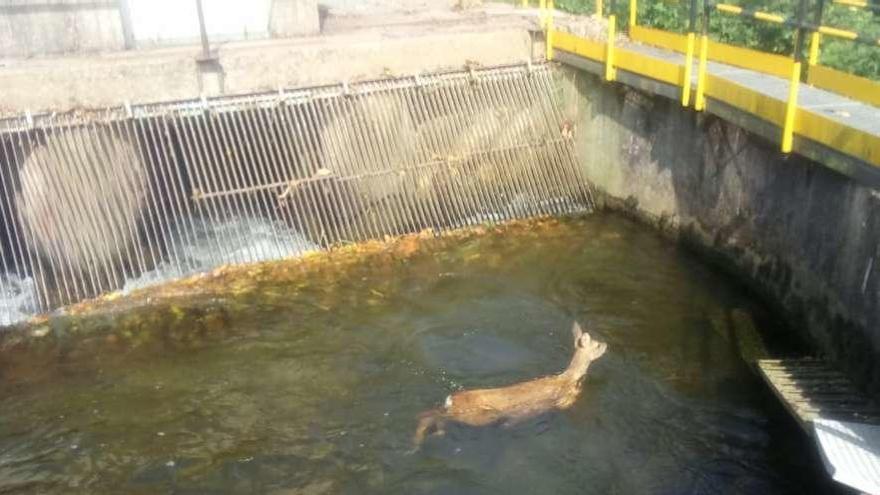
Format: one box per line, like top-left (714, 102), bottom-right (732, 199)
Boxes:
top-left (552, 0), bottom-right (880, 80)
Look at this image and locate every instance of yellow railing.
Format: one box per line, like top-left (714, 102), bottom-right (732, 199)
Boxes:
top-left (527, 0), bottom-right (879, 109)
top-left (534, 1), bottom-right (880, 167)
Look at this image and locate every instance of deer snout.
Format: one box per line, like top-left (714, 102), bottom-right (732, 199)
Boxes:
top-left (589, 339), bottom-right (608, 360)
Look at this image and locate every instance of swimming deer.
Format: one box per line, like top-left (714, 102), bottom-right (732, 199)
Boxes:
top-left (413, 322), bottom-right (607, 449)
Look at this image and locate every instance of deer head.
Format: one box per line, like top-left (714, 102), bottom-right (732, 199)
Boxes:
top-left (563, 322), bottom-right (607, 383)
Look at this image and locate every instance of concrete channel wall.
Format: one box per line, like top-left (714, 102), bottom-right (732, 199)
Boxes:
top-left (556, 67), bottom-right (880, 396)
top-left (0, 0), bottom-right (319, 59)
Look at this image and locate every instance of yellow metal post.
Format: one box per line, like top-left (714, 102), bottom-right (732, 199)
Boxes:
top-left (781, 61), bottom-right (801, 153)
top-left (808, 32), bottom-right (821, 66)
top-left (540, 0), bottom-right (547, 28)
top-left (681, 32), bottom-right (696, 106)
top-left (597, 0), bottom-right (604, 17)
top-left (694, 34), bottom-right (709, 111)
top-left (629, 0), bottom-right (637, 27)
top-left (546, 0), bottom-right (554, 61)
top-left (605, 15), bottom-right (617, 81)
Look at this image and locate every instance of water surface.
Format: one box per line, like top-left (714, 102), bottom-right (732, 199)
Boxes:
top-left (0, 214), bottom-right (838, 494)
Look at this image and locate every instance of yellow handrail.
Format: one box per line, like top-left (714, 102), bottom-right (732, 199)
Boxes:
top-left (694, 34), bottom-right (709, 111)
top-left (681, 32), bottom-right (696, 106)
top-left (629, 0), bottom-right (638, 27)
top-left (605, 15), bottom-right (617, 81)
top-left (782, 62), bottom-right (802, 153)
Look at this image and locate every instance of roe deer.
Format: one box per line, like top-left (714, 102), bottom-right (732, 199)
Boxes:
top-left (413, 322), bottom-right (607, 448)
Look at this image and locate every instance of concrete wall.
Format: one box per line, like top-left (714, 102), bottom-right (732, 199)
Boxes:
top-left (0, 0), bottom-right (319, 59)
top-left (0, 0), bottom-right (127, 58)
top-left (556, 67), bottom-right (880, 396)
top-left (0, 28), bottom-right (535, 113)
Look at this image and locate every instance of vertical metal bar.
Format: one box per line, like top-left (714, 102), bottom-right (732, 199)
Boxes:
top-left (809, 0), bottom-right (826, 66)
top-left (4, 132), bottom-right (53, 309)
top-left (605, 16), bottom-right (617, 81)
top-left (58, 123), bottom-right (120, 293)
top-left (190, 109), bottom-right (237, 264)
top-left (37, 123), bottom-right (102, 300)
top-left (322, 91), bottom-right (391, 239)
top-left (117, 0), bottom-right (136, 50)
top-left (133, 117), bottom-right (180, 274)
top-left (458, 76), bottom-right (523, 222)
top-left (406, 82), bottom-right (457, 231)
top-left (219, 106), bottom-right (276, 261)
top-left (423, 80), bottom-right (471, 228)
top-left (102, 117), bottom-right (148, 279)
top-left (478, 75), bottom-right (537, 219)
top-left (695, 0), bottom-right (710, 112)
top-left (360, 84), bottom-right (419, 236)
top-left (0, 137), bottom-right (19, 285)
top-left (195, 0), bottom-right (212, 60)
top-left (488, 73), bottom-right (554, 218)
top-left (689, 0), bottom-right (698, 32)
top-left (444, 78), bottom-right (509, 222)
top-left (392, 85), bottom-right (433, 234)
top-left (546, 0), bottom-right (555, 61)
top-left (202, 108), bottom-right (249, 262)
top-left (141, 115), bottom-right (192, 273)
top-left (682, 32), bottom-right (696, 107)
top-left (358, 85), bottom-right (411, 237)
top-left (157, 113), bottom-right (203, 274)
top-left (277, 98), bottom-right (324, 246)
top-left (300, 97), bottom-right (346, 245)
top-left (53, 124), bottom-right (107, 299)
top-left (176, 111), bottom-right (226, 268)
top-left (431, 80), bottom-right (484, 224)
top-left (115, 116), bottom-right (163, 272)
top-left (85, 120), bottom-right (137, 282)
top-left (290, 97), bottom-right (337, 245)
top-left (782, 61), bottom-right (802, 153)
top-left (794, 0), bottom-right (809, 63)
top-left (256, 100), bottom-right (306, 240)
top-left (629, 0), bottom-right (637, 28)
top-left (507, 70), bottom-right (571, 216)
top-left (244, 103), bottom-right (298, 257)
top-left (464, 75), bottom-right (527, 221)
top-left (532, 69), bottom-right (596, 209)
top-left (0, 137), bottom-right (14, 286)
top-left (398, 83), bottom-right (446, 232)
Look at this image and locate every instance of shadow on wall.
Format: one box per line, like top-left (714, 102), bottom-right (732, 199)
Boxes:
top-left (556, 67), bottom-right (880, 397)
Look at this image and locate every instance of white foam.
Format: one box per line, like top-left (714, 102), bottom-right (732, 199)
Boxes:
top-left (0, 274), bottom-right (37, 326)
top-left (122, 216), bottom-right (320, 294)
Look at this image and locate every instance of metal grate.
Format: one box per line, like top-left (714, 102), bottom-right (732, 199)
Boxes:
top-left (0, 63), bottom-right (593, 316)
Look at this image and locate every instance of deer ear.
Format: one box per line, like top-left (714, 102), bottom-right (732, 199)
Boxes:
top-left (571, 322), bottom-right (584, 343)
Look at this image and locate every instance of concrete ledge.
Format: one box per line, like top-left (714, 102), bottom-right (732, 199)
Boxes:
top-left (0, 27), bottom-right (535, 114)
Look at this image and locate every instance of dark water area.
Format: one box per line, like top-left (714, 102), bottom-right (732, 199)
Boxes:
top-left (0, 213), bottom-right (841, 494)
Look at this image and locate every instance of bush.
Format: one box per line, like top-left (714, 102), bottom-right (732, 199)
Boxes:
top-left (550, 0), bottom-right (880, 80)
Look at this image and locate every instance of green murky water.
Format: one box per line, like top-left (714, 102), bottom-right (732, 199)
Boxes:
top-left (0, 214), bottom-right (839, 494)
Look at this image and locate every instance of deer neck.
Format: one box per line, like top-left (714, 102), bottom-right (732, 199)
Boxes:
top-left (561, 349), bottom-right (594, 385)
